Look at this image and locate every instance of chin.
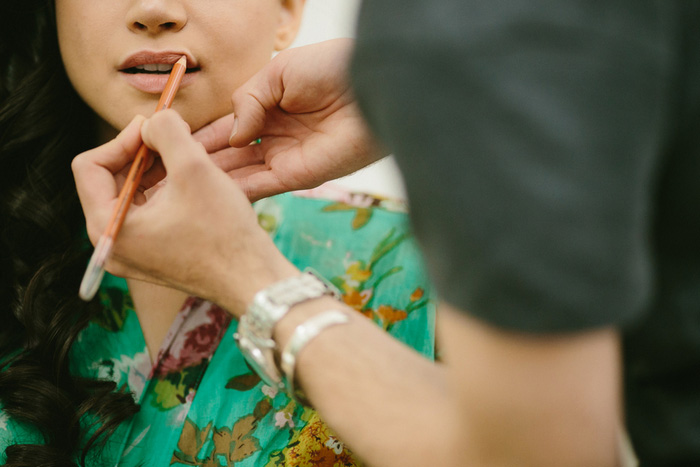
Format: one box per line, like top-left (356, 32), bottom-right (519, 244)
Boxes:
top-left (179, 112), bottom-right (223, 134)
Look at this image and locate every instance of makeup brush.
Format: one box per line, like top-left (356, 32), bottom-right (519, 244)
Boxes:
top-left (79, 55), bottom-right (187, 301)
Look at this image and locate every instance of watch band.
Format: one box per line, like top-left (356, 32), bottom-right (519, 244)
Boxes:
top-left (247, 270), bottom-right (335, 332)
top-left (234, 269), bottom-right (339, 388)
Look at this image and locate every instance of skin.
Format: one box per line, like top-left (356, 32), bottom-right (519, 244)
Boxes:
top-left (55, 0), bottom-right (304, 135)
top-left (74, 106), bottom-right (622, 467)
top-left (193, 39), bottom-right (384, 201)
top-left (56, 0), bottom-right (305, 361)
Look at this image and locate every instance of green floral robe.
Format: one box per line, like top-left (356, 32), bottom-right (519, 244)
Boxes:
top-left (0, 187), bottom-right (436, 466)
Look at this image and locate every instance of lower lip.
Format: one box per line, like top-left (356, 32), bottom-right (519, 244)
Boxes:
top-left (120, 70), bottom-right (198, 94)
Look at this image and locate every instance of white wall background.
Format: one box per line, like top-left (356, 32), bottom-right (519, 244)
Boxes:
top-left (291, 0), bottom-right (362, 45)
top-left (288, 0), bottom-right (408, 200)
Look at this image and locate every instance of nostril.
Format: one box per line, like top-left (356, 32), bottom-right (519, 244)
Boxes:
top-left (130, 21), bottom-right (181, 32)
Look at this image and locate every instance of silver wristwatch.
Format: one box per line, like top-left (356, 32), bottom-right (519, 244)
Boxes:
top-left (234, 269), bottom-right (338, 388)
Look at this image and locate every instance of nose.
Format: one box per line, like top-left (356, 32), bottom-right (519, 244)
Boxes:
top-left (126, 0), bottom-right (187, 34)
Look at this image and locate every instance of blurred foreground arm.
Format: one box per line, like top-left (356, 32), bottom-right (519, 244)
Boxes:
top-left (194, 39), bottom-right (384, 202)
top-left (73, 111), bottom-right (622, 466)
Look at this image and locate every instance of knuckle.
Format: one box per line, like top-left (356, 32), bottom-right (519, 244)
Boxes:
top-left (147, 110), bottom-right (175, 134)
top-left (182, 156), bottom-right (208, 175)
top-left (148, 110), bottom-right (190, 142)
top-left (70, 153), bottom-right (84, 173)
top-left (71, 149), bottom-right (95, 174)
top-left (236, 177), bottom-right (254, 201)
top-left (171, 152), bottom-right (207, 182)
top-left (85, 224), bottom-right (101, 245)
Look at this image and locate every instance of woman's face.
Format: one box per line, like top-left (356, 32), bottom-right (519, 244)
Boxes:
top-left (55, 0), bottom-right (303, 137)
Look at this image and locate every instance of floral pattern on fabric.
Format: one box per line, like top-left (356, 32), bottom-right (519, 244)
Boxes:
top-left (95, 286), bottom-right (134, 332)
top-left (329, 228), bottom-right (430, 331)
top-left (172, 407), bottom-right (269, 467)
top-left (265, 411), bottom-right (360, 467)
top-left (89, 349), bottom-right (151, 402)
top-left (0, 188), bottom-right (436, 466)
top-left (151, 300), bottom-right (232, 411)
top-left (0, 413), bottom-right (8, 433)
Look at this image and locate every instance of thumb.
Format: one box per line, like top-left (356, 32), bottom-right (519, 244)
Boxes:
top-left (141, 110), bottom-right (211, 182)
top-left (193, 112), bottom-right (237, 153)
top-left (228, 60), bottom-right (284, 148)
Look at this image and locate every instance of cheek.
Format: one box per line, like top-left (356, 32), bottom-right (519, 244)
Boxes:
top-left (183, 22), bottom-right (278, 129)
top-left (55, 3), bottom-right (122, 128)
top-left (56, 8), bottom-right (99, 93)
top-left (56, 2), bottom-right (88, 59)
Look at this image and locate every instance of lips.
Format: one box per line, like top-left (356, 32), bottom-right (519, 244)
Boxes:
top-left (119, 51), bottom-right (198, 71)
top-left (119, 51), bottom-right (199, 94)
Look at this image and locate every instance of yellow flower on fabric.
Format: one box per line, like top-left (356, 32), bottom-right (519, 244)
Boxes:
top-left (410, 287), bottom-right (425, 302)
top-left (342, 289), bottom-right (373, 313)
top-left (376, 305), bottom-right (408, 324)
top-left (269, 411), bottom-right (362, 466)
top-left (346, 261), bottom-right (372, 283)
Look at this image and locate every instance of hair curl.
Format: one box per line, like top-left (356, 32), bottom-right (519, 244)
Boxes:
top-left (0, 2), bottom-right (139, 465)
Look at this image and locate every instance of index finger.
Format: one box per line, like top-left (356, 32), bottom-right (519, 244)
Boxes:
top-left (72, 116), bottom-right (145, 222)
top-left (192, 112), bottom-right (237, 153)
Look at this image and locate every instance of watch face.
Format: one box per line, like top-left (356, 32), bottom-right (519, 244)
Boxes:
top-left (235, 332), bottom-right (282, 388)
top-left (233, 272), bottom-right (336, 393)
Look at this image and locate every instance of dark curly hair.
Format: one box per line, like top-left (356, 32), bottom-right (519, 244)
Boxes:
top-left (0, 2), bottom-right (140, 465)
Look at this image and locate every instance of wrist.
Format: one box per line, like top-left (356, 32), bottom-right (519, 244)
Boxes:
top-left (213, 235), bottom-right (300, 316)
top-left (272, 295), bottom-right (344, 348)
top-left (233, 269), bottom-right (341, 392)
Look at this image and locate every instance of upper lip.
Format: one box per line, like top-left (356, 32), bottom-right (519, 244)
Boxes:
top-left (118, 51), bottom-right (199, 71)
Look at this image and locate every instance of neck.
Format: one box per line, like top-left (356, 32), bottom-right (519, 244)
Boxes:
top-left (127, 279), bottom-right (189, 364)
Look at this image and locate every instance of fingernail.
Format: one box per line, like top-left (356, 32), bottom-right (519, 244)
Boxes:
top-left (122, 115), bottom-right (143, 133)
top-left (228, 115), bottom-right (238, 146)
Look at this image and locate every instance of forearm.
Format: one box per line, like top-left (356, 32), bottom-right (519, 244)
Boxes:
top-left (441, 305), bottom-right (622, 467)
top-left (207, 231), bottom-right (621, 467)
top-left (272, 299), bottom-right (621, 467)
top-left (273, 296), bottom-right (459, 467)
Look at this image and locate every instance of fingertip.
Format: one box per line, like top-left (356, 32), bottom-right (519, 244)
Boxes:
top-left (141, 110), bottom-right (207, 169)
top-left (132, 114), bottom-right (147, 126)
top-left (146, 109), bottom-right (189, 134)
top-left (227, 115), bottom-right (261, 148)
top-left (133, 114), bottom-right (146, 132)
top-left (140, 111), bottom-right (180, 148)
top-left (140, 118), bottom-right (151, 148)
top-left (121, 114), bottom-right (146, 137)
top-left (228, 94), bottom-right (268, 147)
top-left (228, 114), bottom-right (239, 147)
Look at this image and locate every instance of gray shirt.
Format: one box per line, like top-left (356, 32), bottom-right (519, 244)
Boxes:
top-left (351, 1), bottom-right (700, 464)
